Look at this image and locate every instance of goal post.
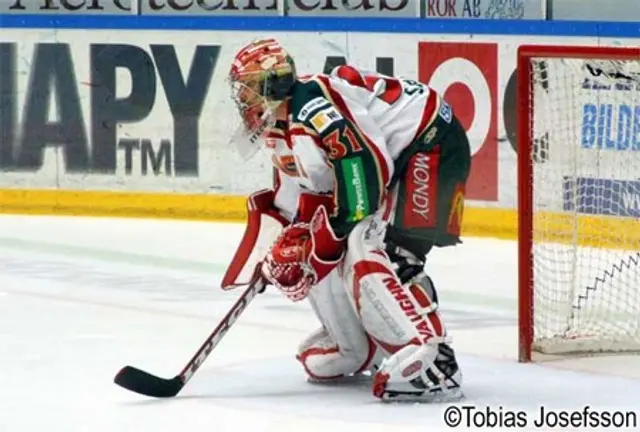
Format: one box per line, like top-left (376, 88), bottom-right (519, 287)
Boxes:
top-left (517, 44), bottom-right (640, 362)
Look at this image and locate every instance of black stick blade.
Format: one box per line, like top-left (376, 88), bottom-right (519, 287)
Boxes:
top-left (114, 366), bottom-right (184, 398)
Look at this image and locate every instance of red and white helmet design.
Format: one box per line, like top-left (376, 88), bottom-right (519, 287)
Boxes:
top-left (228, 39), bottom-right (296, 160)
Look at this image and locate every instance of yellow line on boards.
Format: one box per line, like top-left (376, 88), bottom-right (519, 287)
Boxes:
top-left (0, 189), bottom-right (247, 221)
top-left (0, 189), bottom-right (637, 250)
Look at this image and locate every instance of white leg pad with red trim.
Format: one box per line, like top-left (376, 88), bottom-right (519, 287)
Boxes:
top-left (296, 269), bottom-right (381, 381)
top-left (342, 215), bottom-right (463, 401)
top-left (373, 340), bottom-right (463, 402)
top-left (343, 215), bottom-right (448, 351)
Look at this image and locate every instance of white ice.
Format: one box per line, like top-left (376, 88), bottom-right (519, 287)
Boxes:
top-left (0, 215), bottom-right (638, 432)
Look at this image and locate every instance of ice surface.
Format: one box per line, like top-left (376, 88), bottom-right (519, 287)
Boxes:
top-left (0, 215), bottom-right (638, 432)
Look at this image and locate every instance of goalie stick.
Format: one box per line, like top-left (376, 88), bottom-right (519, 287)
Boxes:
top-left (113, 266), bottom-right (266, 398)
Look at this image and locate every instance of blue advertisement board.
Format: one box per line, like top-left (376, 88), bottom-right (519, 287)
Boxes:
top-left (563, 177), bottom-right (640, 218)
top-left (581, 77), bottom-right (640, 152)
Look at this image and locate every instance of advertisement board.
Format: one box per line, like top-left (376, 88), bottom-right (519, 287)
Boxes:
top-left (0, 0), bottom-right (135, 13)
top-left (580, 77), bottom-right (640, 152)
top-left (139, 0), bottom-right (280, 16)
top-left (564, 178), bottom-right (640, 219)
top-left (551, 0), bottom-right (640, 23)
top-left (0, 0), bottom-right (544, 17)
top-left (526, 56), bottom-right (640, 218)
top-left (2, 28), bottom-right (639, 198)
top-left (424, 0), bottom-right (544, 19)
top-left (286, 0), bottom-right (418, 17)
top-left (0, 15), bottom-right (638, 239)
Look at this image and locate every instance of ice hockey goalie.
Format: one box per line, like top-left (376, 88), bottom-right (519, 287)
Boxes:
top-left (222, 38), bottom-right (471, 402)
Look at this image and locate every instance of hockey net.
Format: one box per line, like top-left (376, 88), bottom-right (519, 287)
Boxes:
top-left (517, 45), bottom-right (640, 361)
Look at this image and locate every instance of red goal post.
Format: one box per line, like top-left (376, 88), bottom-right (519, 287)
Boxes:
top-left (517, 44), bottom-right (640, 362)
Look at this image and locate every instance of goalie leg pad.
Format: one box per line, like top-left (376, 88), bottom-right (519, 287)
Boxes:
top-left (296, 269), bottom-right (381, 381)
top-left (347, 249), bottom-right (447, 351)
top-left (342, 216), bottom-right (462, 401)
top-left (373, 340), bottom-right (463, 402)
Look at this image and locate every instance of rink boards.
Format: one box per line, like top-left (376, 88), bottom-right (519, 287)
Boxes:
top-left (0, 16), bottom-right (638, 249)
top-left (1, 187), bottom-right (638, 250)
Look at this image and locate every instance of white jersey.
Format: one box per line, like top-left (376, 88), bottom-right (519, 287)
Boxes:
top-left (265, 65), bottom-right (449, 233)
top-left (328, 65), bottom-right (442, 160)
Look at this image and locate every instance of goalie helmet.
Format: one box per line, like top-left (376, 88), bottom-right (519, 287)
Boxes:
top-left (228, 39), bottom-right (297, 160)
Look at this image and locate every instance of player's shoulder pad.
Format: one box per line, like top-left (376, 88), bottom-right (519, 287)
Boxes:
top-left (290, 78), bottom-right (345, 135)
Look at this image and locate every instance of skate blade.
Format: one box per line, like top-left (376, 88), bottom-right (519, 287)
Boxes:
top-left (381, 387), bottom-right (465, 404)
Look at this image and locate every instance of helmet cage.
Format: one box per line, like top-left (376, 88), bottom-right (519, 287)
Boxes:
top-left (228, 42), bottom-right (296, 160)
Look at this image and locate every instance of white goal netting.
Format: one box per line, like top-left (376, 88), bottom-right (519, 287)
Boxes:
top-left (527, 53), bottom-right (640, 355)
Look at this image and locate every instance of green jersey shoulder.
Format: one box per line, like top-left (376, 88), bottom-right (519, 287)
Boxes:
top-left (289, 78), bottom-right (344, 135)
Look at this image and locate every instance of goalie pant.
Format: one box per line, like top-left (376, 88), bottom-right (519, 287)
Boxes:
top-left (296, 112), bottom-right (470, 400)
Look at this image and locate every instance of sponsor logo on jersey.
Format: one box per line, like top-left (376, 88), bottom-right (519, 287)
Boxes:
top-left (310, 107), bottom-right (343, 133)
top-left (447, 183), bottom-right (466, 236)
top-left (298, 97), bottom-right (331, 121)
top-left (403, 150), bottom-right (439, 228)
top-left (342, 158), bottom-right (370, 222)
top-left (438, 100), bottom-right (452, 123)
top-left (424, 126), bottom-right (438, 144)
